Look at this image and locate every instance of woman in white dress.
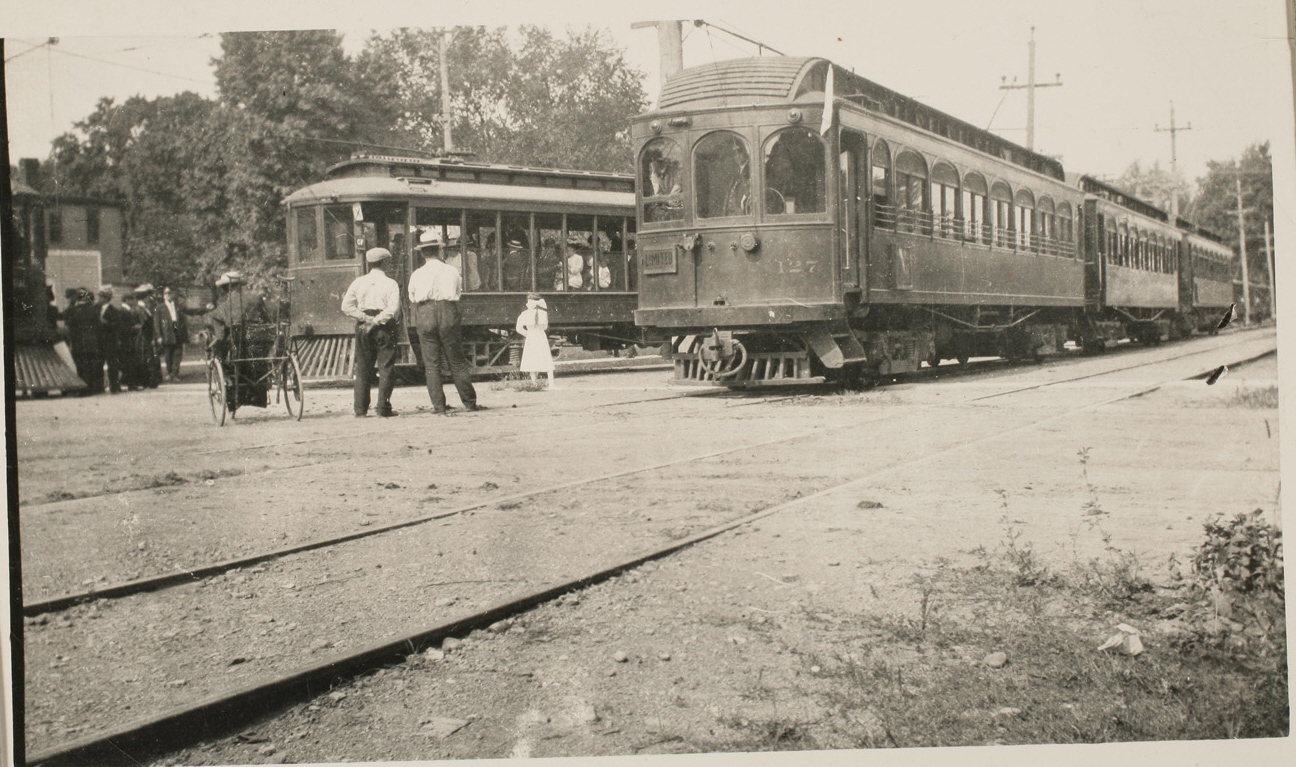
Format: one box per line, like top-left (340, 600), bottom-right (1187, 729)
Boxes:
top-left (515, 293), bottom-right (556, 389)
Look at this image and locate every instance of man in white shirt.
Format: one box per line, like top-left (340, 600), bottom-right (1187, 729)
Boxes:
top-left (341, 247), bottom-right (401, 417)
top-left (406, 230), bottom-right (481, 414)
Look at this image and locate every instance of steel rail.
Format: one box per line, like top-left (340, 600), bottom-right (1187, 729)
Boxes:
top-left (22, 329), bottom-right (1271, 615)
top-left (27, 335), bottom-right (1267, 767)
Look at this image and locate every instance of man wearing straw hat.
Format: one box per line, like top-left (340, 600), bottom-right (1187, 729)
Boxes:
top-left (406, 230), bottom-right (482, 414)
top-left (341, 247), bottom-right (401, 417)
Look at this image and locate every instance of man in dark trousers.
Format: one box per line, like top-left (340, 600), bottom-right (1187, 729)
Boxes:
top-left (95, 286), bottom-right (125, 393)
top-left (65, 288), bottom-right (103, 394)
top-left (153, 286), bottom-right (190, 382)
top-left (340, 248), bottom-right (401, 417)
top-left (406, 230), bottom-right (481, 414)
top-left (134, 284), bottom-right (162, 388)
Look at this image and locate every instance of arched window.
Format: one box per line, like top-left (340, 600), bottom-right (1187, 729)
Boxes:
top-left (894, 151), bottom-right (929, 234)
top-left (871, 139), bottom-right (893, 229)
top-left (1119, 222), bottom-right (1129, 267)
top-left (1014, 188), bottom-right (1035, 250)
top-left (989, 181), bottom-right (1013, 248)
top-left (930, 162), bottom-right (959, 238)
top-left (1057, 202), bottom-right (1074, 256)
top-left (639, 138), bottom-right (685, 224)
top-left (763, 128), bottom-right (826, 215)
top-left (962, 172), bottom-right (988, 243)
top-left (694, 132), bottom-right (752, 220)
top-left (1037, 196), bottom-right (1056, 253)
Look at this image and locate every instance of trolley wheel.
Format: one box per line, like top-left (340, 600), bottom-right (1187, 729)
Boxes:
top-left (281, 353), bottom-right (305, 420)
top-left (956, 354), bottom-right (970, 367)
top-left (207, 359), bottom-right (227, 427)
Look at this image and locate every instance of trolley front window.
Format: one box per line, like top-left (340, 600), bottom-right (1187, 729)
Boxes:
top-left (694, 131), bottom-right (752, 219)
top-left (295, 207), bottom-right (320, 263)
top-left (324, 205), bottom-right (357, 261)
top-left (763, 128), bottom-right (826, 215)
top-left (640, 138), bottom-right (685, 225)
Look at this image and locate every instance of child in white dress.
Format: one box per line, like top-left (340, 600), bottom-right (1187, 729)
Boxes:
top-left (515, 293), bottom-right (556, 389)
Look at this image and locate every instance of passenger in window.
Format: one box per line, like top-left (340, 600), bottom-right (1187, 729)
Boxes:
top-left (557, 234), bottom-right (587, 290)
top-left (502, 235), bottom-right (530, 292)
top-left (445, 237), bottom-right (482, 292)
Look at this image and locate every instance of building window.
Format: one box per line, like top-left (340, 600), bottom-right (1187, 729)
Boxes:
top-left (48, 211), bottom-right (63, 245)
top-left (86, 208), bottom-right (100, 245)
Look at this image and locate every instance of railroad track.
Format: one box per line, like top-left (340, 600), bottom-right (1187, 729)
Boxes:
top-left (22, 328), bottom-right (1276, 766)
top-left (21, 326), bottom-right (1270, 613)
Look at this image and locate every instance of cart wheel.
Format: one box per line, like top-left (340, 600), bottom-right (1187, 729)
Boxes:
top-left (207, 359), bottom-right (227, 426)
top-left (282, 353), bottom-right (305, 420)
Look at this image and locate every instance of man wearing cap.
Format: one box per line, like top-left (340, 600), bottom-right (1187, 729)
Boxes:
top-left (341, 248), bottom-right (401, 417)
top-left (407, 230), bottom-right (481, 414)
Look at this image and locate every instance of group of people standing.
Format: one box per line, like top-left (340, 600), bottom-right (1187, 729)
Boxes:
top-left (341, 229), bottom-right (556, 417)
top-left (61, 284), bottom-right (191, 395)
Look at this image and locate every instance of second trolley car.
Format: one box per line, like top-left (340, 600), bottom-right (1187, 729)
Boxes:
top-left (283, 154), bottom-right (639, 380)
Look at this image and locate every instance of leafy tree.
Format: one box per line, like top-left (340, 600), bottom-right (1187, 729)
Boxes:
top-left (41, 25), bottom-right (647, 292)
top-left (1191, 142), bottom-right (1274, 316)
top-left (1114, 159), bottom-right (1192, 220)
top-left (362, 25), bottom-right (647, 171)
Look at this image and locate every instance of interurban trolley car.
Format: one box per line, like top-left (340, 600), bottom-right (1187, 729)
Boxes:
top-left (283, 155), bottom-right (638, 380)
top-left (629, 57), bottom-right (1240, 386)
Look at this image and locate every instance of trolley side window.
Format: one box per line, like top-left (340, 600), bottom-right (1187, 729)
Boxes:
top-left (1057, 202), bottom-right (1074, 256)
top-left (414, 207), bottom-right (466, 269)
top-left (294, 207), bottom-right (320, 263)
top-left (962, 172), bottom-right (987, 244)
top-left (694, 131), bottom-right (752, 220)
top-left (597, 216), bottom-right (630, 290)
top-left (894, 151), bottom-right (929, 235)
top-left (536, 213), bottom-right (565, 292)
top-left (989, 182), bottom-right (1013, 249)
top-left (563, 215), bottom-right (596, 291)
top-left (930, 163), bottom-right (959, 238)
top-left (324, 205), bottom-right (357, 261)
top-left (763, 128), bottom-right (826, 216)
top-left (640, 138), bottom-right (685, 225)
top-left (501, 213), bottom-right (532, 292)
top-left (463, 212), bottom-right (497, 291)
top-left (870, 139), bottom-right (893, 230)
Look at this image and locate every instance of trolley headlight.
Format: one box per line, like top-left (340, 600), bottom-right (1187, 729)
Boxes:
top-left (738, 232), bottom-right (760, 253)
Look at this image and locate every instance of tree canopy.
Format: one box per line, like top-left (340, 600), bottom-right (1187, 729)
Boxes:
top-left (40, 26), bottom-right (646, 290)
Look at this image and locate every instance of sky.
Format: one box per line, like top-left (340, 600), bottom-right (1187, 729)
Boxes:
top-left (3, 0), bottom-right (1294, 189)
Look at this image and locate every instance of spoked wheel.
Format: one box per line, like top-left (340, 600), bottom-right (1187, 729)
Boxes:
top-left (281, 353), bottom-right (305, 420)
top-left (207, 358), bottom-right (227, 426)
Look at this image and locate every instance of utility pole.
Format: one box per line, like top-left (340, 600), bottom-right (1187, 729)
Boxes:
top-left (632, 20), bottom-right (685, 79)
top-left (1235, 176), bottom-right (1251, 326)
top-left (440, 28), bottom-right (454, 154)
top-left (999, 27), bottom-right (1062, 151)
top-left (1264, 218), bottom-right (1276, 321)
top-left (1154, 102), bottom-right (1191, 220)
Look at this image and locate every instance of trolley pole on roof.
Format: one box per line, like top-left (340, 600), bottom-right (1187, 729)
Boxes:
top-left (1154, 102), bottom-right (1191, 220)
top-left (999, 27), bottom-right (1062, 151)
